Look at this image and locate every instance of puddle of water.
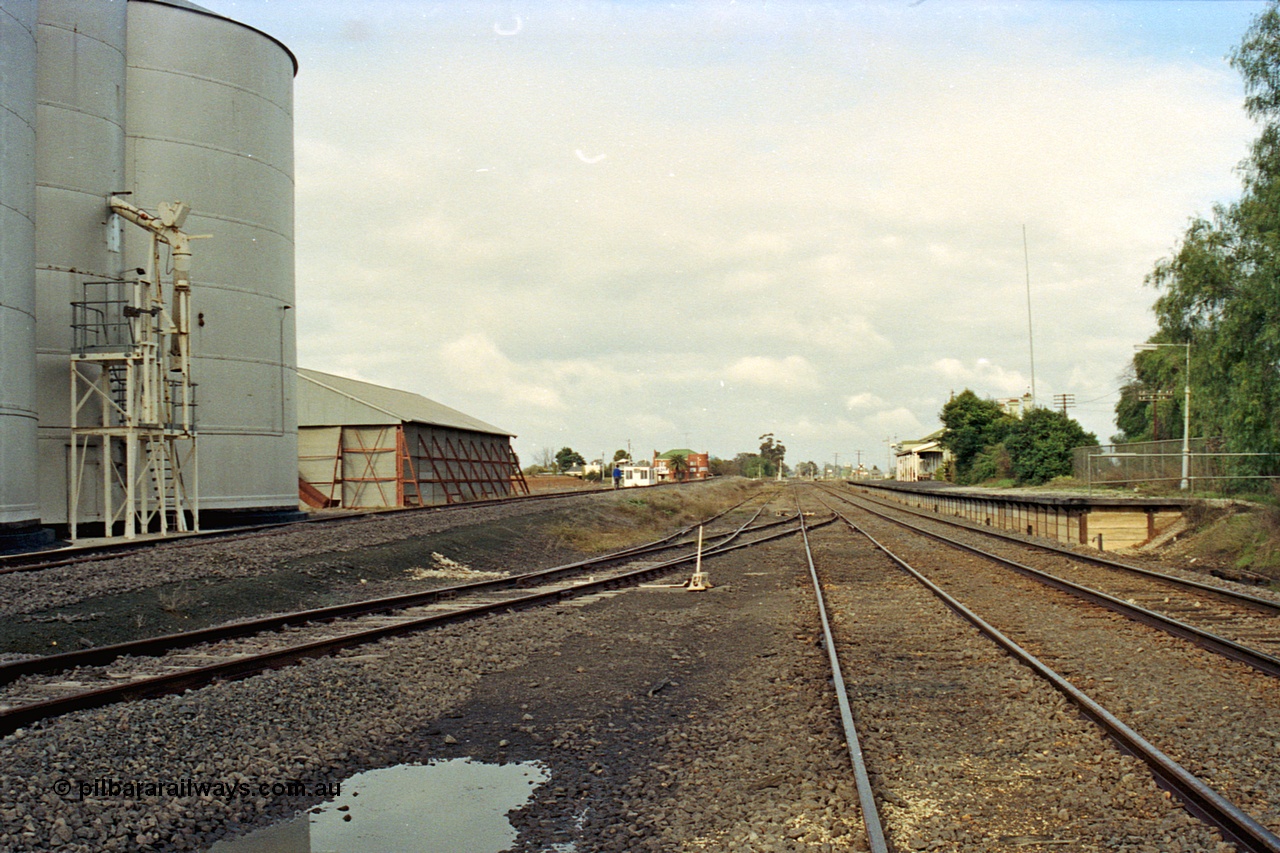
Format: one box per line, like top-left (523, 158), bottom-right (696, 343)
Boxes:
top-left (208, 758), bottom-right (548, 853)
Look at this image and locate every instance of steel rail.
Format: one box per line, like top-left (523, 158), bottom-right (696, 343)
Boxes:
top-left (794, 494), bottom-right (889, 853)
top-left (828, 488), bottom-right (1280, 680)
top-left (0, 514), bottom-right (832, 736)
top-left (833, 484), bottom-right (1280, 614)
top-left (0, 479), bottom-right (771, 575)
top-left (0, 486), bottom-right (611, 574)
top-left (0, 503), bottom-right (791, 686)
top-left (825, 503), bottom-right (1280, 853)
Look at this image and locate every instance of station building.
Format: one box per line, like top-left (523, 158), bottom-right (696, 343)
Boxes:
top-left (894, 430), bottom-right (951, 482)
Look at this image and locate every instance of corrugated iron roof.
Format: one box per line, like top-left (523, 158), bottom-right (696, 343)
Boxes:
top-left (297, 369), bottom-right (514, 437)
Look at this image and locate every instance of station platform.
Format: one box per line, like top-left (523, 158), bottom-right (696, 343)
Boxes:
top-left (851, 480), bottom-right (1192, 550)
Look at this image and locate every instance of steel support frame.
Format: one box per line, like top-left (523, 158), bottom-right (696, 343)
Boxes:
top-left (420, 430), bottom-right (527, 505)
top-left (69, 201), bottom-right (200, 540)
top-left (68, 288), bottom-right (197, 539)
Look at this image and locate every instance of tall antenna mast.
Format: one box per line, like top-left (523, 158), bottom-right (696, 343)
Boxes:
top-left (1023, 224), bottom-right (1036, 408)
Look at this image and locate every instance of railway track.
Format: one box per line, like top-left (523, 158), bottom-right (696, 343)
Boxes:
top-left (848, 482), bottom-right (1280, 609)
top-left (796, 484), bottom-right (1280, 851)
top-left (0, 495), bottom-right (826, 736)
top-left (0, 482), bottom-right (657, 577)
top-left (793, 493), bottom-right (889, 853)
top-left (819, 484), bottom-right (1280, 678)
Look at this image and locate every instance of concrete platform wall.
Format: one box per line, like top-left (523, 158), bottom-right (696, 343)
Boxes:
top-left (855, 483), bottom-right (1188, 551)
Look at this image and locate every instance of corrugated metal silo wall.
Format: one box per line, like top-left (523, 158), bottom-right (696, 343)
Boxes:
top-left (33, 0), bottom-right (128, 525)
top-left (0, 0), bottom-right (40, 529)
top-left (123, 0), bottom-right (299, 515)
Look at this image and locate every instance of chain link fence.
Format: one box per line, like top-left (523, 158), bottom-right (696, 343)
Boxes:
top-left (1074, 438), bottom-right (1280, 494)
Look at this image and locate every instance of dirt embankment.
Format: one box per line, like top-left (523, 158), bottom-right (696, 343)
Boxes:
top-left (1144, 500), bottom-right (1280, 586)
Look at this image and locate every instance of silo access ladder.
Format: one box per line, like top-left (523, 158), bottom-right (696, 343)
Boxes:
top-left (67, 198), bottom-right (204, 540)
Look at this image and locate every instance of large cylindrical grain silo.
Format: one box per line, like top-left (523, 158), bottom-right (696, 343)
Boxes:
top-left (0, 0), bottom-right (46, 548)
top-left (122, 0), bottom-right (300, 524)
top-left (32, 0), bottom-right (129, 529)
top-left (19, 0), bottom-right (301, 536)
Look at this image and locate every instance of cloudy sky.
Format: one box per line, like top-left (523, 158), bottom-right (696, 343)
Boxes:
top-left (212, 0), bottom-right (1263, 471)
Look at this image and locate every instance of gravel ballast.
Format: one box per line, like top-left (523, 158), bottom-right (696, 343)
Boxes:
top-left (1, 497), bottom-right (871, 852)
top-left (2, 481), bottom-right (1266, 851)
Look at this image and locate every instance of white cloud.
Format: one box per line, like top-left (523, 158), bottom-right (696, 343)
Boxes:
top-left (863, 408), bottom-right (928, 439)
top-left (931, 358), bottom-right (1031, 398)
top-left (438, 334), bottom-right (565, 410)
top-left (845, 393), bottom-right (885, 411)
top-left (214, 0), bottom-right (1262, 462)
top-left (723, 356), bottom-right (821, 391)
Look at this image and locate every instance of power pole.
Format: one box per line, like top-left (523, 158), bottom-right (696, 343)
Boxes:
top-left (1138, 390), bottom-right (1172, 440)
top-left (1024, 225), bottom-right (1037, 408)
top-left (1052, 393), bottom-right (1075, 417)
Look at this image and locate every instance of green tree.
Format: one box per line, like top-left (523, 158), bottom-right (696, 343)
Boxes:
top-left (1004, 408), bottom-right (1098, 485)
top-left (939, 390), bottom-right (1015, 484)
top-left (612, 449), bottom-right (630, 463)
top-left (968, 442), bottom-right (1013, 483)
top-left (1134, 2), bottom-right (1280, 476)
top-left (555, 447), bottom-right (585, 473)
top-left (1113, 369), bottom-right (1153, 444)
top-left (668, 453), bottom-right (690, 481)
top-left (758, 433), bottom-right (786, 469)
top-left (740, 453), bottom-right (773, 479)
top-left (1113, 350), bottom-right (1187, 443)
top-left (708, 456), bottom-right (736, 476)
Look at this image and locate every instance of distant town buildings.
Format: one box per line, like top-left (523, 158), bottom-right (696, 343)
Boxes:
top-left (606, 449), bottom-right (709, 487)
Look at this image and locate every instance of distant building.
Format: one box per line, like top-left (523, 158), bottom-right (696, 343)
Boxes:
top-left (296, 369), bottom-right (528, 509)
top-left (653, 449), bottom-right (710, 483)
top-left (894, 429), bottom-right (951, 482)
top-left (997, 393), bottom-right (1034, 419)
top-left (564, 461), bottom-right (605, 478)
top-left (619, 461), bottom-right (656, 488)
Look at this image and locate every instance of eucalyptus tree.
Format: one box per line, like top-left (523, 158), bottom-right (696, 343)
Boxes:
top-left (1135, 2), bottom-right (1280, 473)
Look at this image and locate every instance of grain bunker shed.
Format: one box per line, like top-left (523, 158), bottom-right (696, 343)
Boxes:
top-left (297, 369), bottom-right (529, 509)
top-left (0, 0), bottom-right (300, 545)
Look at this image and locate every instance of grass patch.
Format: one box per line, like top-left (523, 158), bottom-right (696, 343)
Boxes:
top-left (549, 480), bottom-right (767, 552)
top-left (1184, 503), bottom-right (1280, 581)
